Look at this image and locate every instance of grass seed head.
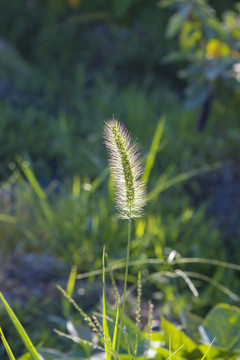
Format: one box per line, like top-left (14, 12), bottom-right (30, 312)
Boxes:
top-left (104, 119), bottom-right (147, 219)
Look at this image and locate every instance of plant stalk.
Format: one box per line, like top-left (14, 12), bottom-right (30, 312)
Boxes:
top-left (117, 215), bottom-right (132, 351)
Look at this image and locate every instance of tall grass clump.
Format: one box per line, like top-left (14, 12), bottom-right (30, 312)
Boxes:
top-left (55, 118), bottom-right (150, 359)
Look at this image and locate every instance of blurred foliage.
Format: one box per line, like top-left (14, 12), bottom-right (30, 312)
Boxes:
top-left (2, 286), bottom-right (240, 360)
top-left (161, 0), bottom-right (240, 128)
top-left (1, 0), bottom-right (240, 178)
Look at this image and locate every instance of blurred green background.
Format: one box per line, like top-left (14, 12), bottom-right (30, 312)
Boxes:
top-left (1, 0), bottom-right (240, 357)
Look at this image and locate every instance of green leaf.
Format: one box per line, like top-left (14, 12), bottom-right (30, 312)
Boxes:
top-left (181, 310), bottom-right (202, 343)
top-left (38, 348), bottom-right (84, 360)
top-left (0, 327), bottom-right (16, 360)
top-left (154, 346), bottom-right (186, 360)
top-left (166, 13), bottom-right (187, 39)
top-left (204, 62), bottom-right (226, 80)
top-left (161, 51), bottom-right (187, 64)
top-left (202, 303), bottom-right (240, 353)
top-left (0, 292), bottom-right (41, 360)
top-left (158, 0), bottom-right (177, 9)
top-left (17, 354), bottom-right (31, 360)
top-left (161, 316), bottom-right (198, 355)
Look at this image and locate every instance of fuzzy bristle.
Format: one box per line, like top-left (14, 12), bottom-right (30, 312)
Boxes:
top-left (103, 119), bottom-right (146, 219)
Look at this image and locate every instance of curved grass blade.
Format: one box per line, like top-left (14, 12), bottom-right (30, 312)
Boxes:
top-left (142, 115), bottom-right (166, 184)
top-left (0, 292), bottom-right (41, 360)
top-left (184, 272), bottom-right (239, 301)
top-left (16, 156), bottom-right (53, 221)
top-left (0, 327), bottom-right (16, 360)
top-left (174, 269), bottom-right (199, 297)
top-left (77, 255), bottom-right (240, 280)
top-left (148, 161), bottom-right (222, 201)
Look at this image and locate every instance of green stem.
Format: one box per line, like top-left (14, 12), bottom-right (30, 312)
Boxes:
top-left (117, 216), bottom-right (132, 352)
top-left (122, 216), bottom-right (132, 320)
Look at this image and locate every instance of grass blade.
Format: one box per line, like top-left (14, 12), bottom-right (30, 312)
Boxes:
top-left (63, 265), bottom-right (77, 317)
top-left (184, 272), bottom-right (239, 301)
top-left (0, 327), bottom-right (16, 360)
top-left (72, 175), bottom-right (81, 197)
top-left (91, 168), bottom-right (109, 192)
top-left (201, 337), bottom-right (215, 360)
top-left (142, 115), bottom-right (166, 184)
top-left (16, 156), bottom-right (46, 201)
top-left (16, 156), bottom-right (53, 220)
top-left (102, 247), bottom-right (112, 360)
top-left (76, 256), bottom-right (240, 281)
top-left (148, 161), bottom-right (222, 201)
top-left (66, 265), bottom-right (77, 296)
top-left (0, 292), bottom-right (41, 360)
top-left (112, 303), bottom-right (120, 353)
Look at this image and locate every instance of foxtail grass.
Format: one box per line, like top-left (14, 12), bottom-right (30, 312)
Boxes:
top-left (104, 118), bottom-right (147, 354)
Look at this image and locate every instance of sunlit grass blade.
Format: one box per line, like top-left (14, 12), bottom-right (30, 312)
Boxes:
top-left (16, 156), bottom-right (46, 201)
top-left (0, 327), bottom-right (16, 360)
top-left (174, 269), bottom-right (199, 297)
top-left (16, 156), bottom-right (53, 220)
top-left (184, 271), bottom-right (239, 301)
top-left (106, 255), bottom-right (120, 354)
top-left (142, 115), bottom-right (166, 184)
top-left (112, 303), bottom-right (120, 353)
top-left (66, 265), bottom-right (77, 296)
top-left (169, 336), bottom-right (171, 359)
top-left (91, 168), bottom-right (109, 192)
top-left (166, 344), bottom-right (184, 360)
top-left (174, 257), bottom-right (240, 271)
top-left (0, 292), bottom-right (41, 360)
top-left (76, 256), bottom-right (240, 281)
top-left (72, 175), bottom-right (81, 197)
top-left (201, 337), bottom-right (215, 360)
top-left (102, 247), bottom-right (112, 360)
top-left (63, 265), bottom-right (77, 317)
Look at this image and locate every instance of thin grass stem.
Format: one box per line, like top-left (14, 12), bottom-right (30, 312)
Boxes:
top-left (117, 216), bottom-right (132, 352)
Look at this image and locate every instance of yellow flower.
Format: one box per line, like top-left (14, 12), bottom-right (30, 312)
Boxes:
top-left (206, 39), bottom-right (230, 59)
top-left (67, 0), bottom-right (82, 10)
